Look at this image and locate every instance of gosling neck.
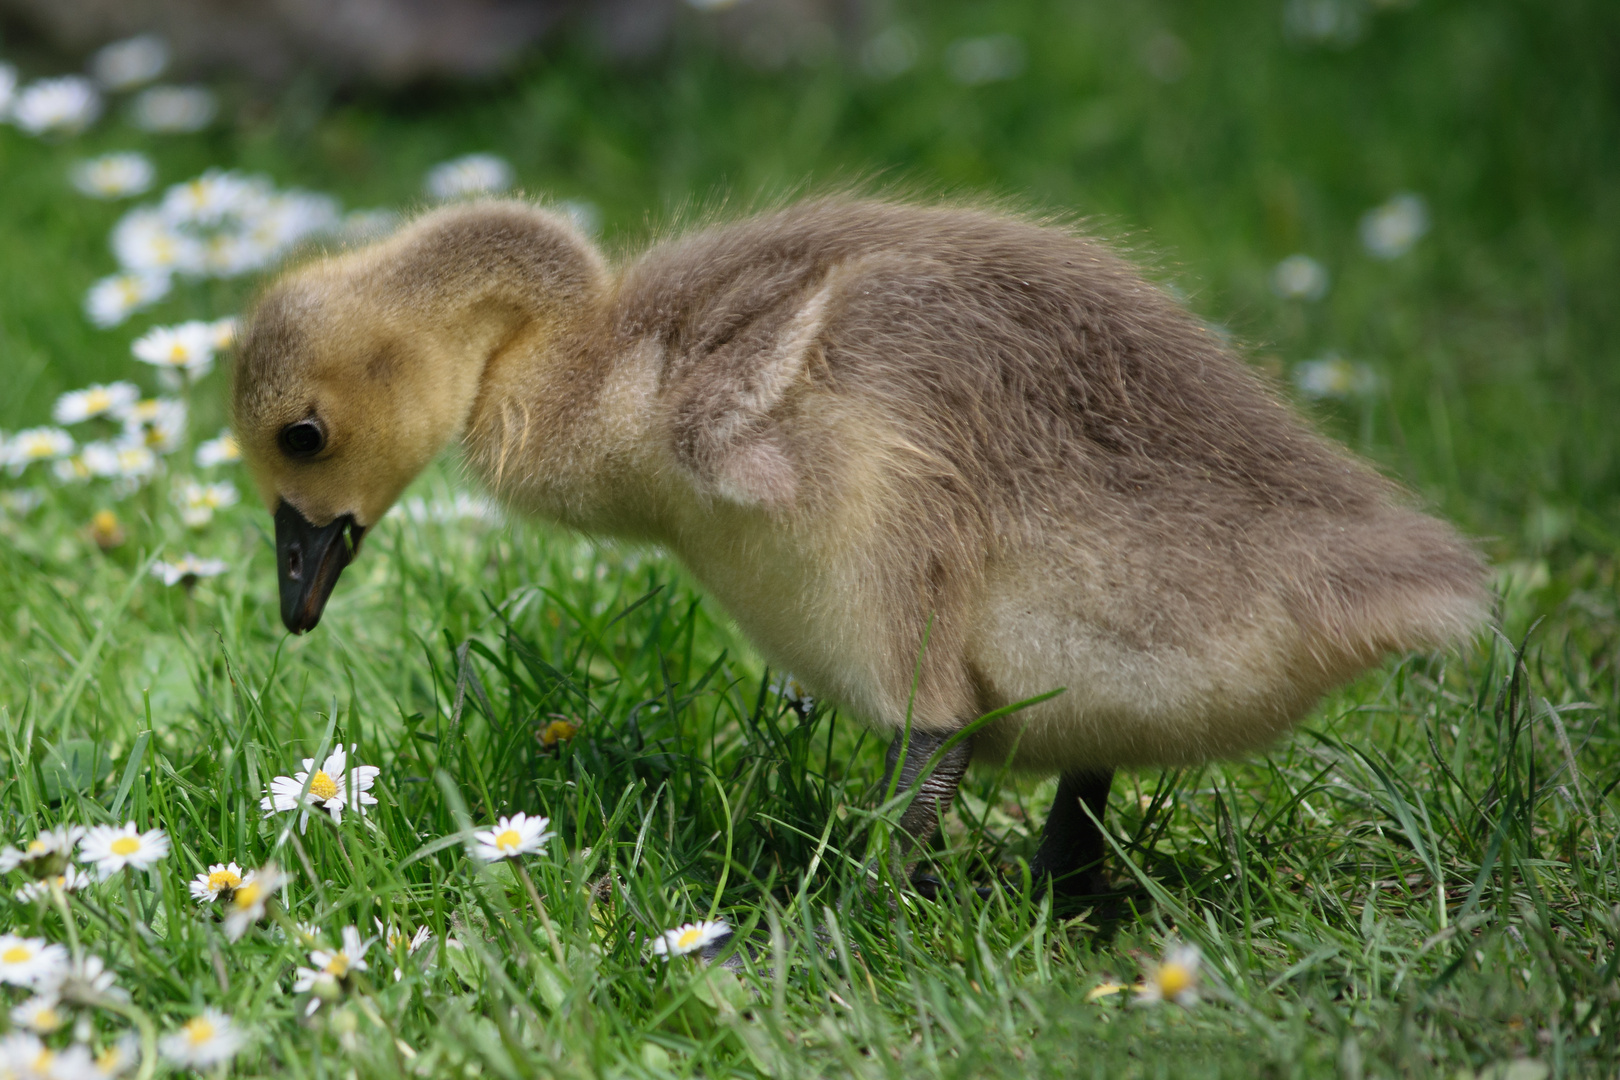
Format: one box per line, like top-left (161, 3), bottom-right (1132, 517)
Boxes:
top-left (373, 203), bottom-right (642, 530)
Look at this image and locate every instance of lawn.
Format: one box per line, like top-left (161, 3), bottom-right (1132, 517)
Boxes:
top-left (0, 1), bottom-right (1617, 1076)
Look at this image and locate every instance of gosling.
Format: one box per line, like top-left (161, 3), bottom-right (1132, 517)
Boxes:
top-left (233, 197), bottom-right (1488, 895)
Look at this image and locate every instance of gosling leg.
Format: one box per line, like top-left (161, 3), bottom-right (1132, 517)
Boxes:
top-left (1026, 769), bottom-right (1114, 896)
top-left (874, 728), bottom-right (973, 895)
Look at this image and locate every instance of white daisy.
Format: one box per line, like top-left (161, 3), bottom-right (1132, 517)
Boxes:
top-left (70, 153), bottom-right (155, 200)
top-left (292, 925), bottom-right (372, 1015)
top-left (131, 321), bottom-right (216, 377)
top-left (651, 919), bottom-right (730, 959)
top-left (392, 493), bottom-right (503, 524)
top-left (2, 427), bottom-right (74, 473)
top-left (173, 479), bottom-right (239, 527)
top-left (84, 271), bottom-right (171, 328)
top-left (1293, 355), bottom-right (1380, 400)
top-left (90, 34), bottom-right (169, 90)
top-left (188, 861), bottom-right (244, 903)
top-left (111, 207), bottom-right (203, 276)
top-left (91, 1033), bottom-right (139, 1078)
top-left (0, 825), bottom-right (86, 877)
top-left (471, 812), bottom-right (555, 862)
top-left (374, 919), bottom-right (432, 955)
top-left (772, 673), bottom-right (815, 716)
top-left (1134, 942), bottom-right (1202, 1007)
top-left (1360, 193), bottom-right (1429, 259)
top-left (260, 746), bottom-right (380, 833)
top-left (52, 382), bottom-right (140, 425)
top-left (944, 34), bottom-right (1026, 86)
top-left (47, 953), bottom-right (125, 1005)
top-left (14, 865), bottom-right (93, 904)
top-left (129, 85), bottom-right (216, 133)
top-left (424, 153), bottom-right (514, 200)
top-left (0, 935), bottom-right (70, 987)
top-left (1270, 254), bottom-right (1330, 301)
top-left (194, 430), bottom-right (240, 468)
top-left (80, 441), bottom-right (157, 482)
top-left (10, 994), bottom-right (66, 1034)
top-left (53, 454), bottom-right (94, 484)
top-left (158, 1009), bottom-right (245, 1069)
top-left (118, 397), bottom-right (186, 455)
top-left (860, 25), bottom-right (920, 80)
top-left (152, 554), bottom-right (229, 588)
top-left (338, 208), bottom-right (400, 244)
top-left (160, 170), bottom-right (261, 226)
top-left (376, 920), bottom-right (433, 982)
top-left (78, 823), bottom-right (170, 878)
top-left (221, 863), bottom-right (286, 942)
top-left (206, 316), bottom-right (239, 351)
top-left (12, 76), bottom-right (102, 135)
top-left (250, 189), bottom-right (340, 247)
top-left (556, 199), bottom-right (601, 236)
top-left (0, 490), bottom-right (44, 517)
top-left (0, 63), bottom-right (16, 117)
top-left (0, 1031), bottom-right (95, 1080)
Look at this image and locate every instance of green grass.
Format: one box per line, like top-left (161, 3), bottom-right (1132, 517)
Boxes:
top-left (1, 0), bottom-right (1618, 1076)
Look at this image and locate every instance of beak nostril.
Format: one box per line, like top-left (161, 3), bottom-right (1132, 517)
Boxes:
top-left (288, 547), bottom-right (303, 581)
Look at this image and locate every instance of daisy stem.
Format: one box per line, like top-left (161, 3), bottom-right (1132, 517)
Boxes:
top-left (332, 829), bottom-right (357, 877)
top-left (89, 992), bottom-right (158, 1080)
top-left (122, 865), bottom-right (144, 961)
top-left (49, 879), bottom-right (82, 967)
top-left (512, 860), bottom-right (566, 968)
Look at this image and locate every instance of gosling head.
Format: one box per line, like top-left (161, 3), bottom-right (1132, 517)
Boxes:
top-left (235, 201), bottom-right (605, 633)
top-left (232, 266), bottom-right (464, 633)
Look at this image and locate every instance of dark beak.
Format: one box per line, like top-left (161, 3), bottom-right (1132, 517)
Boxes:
top-left (275, 501), bottom-right (366, 634)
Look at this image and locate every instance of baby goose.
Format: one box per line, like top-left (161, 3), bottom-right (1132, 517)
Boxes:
top-left (234, 197), bottom-right (1487, 895)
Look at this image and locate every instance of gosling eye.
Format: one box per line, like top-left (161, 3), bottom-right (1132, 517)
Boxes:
top-left (279, 420), bottom-right (326, 459)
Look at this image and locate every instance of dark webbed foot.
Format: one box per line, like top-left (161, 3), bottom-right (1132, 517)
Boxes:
top-left (1025, 769), bottom-right (1115, 897)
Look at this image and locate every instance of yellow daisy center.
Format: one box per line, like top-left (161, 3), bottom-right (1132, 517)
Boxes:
top-left (208, 869), bottom-right (241, 892)
top-left (540, 720), bottom-right (577, 747)
top-left (118, 281), bottom-right (139, 303)
top-left (110, 836), bottom-right (141, 856)
top-left (92, 510), bottom-right (119, 532)
top-left (33, 1006), bottom-right (61, 1030)
top-left (95, 1048), bottom-right (121, 1070)
top-left (85, 389), bottom-right (110, 411)
top-left (1156, 963), bottom-right (1193, 998)
top-left (324, 954), bottom-right (350, 977)
top-left (494, 829), bottom-right (523, 851)
top-left (27, 840), bottom-right (48, 854)
top-left (32, 1050), bottom-right (54, 1070)
top-left (184, 1018), bottom-right (215, 1046)
top-left (676, 929), bottom-right (702, 951)
top-left (308, 771), bottom-right (339, 801)
top-left (233, 881), bottom-right (262, 909)
top-left (2, 946), bottom-right (33, 964)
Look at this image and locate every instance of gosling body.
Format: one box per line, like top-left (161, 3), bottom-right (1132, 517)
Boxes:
top-left (236, 197), bottom-right (1487, 891)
